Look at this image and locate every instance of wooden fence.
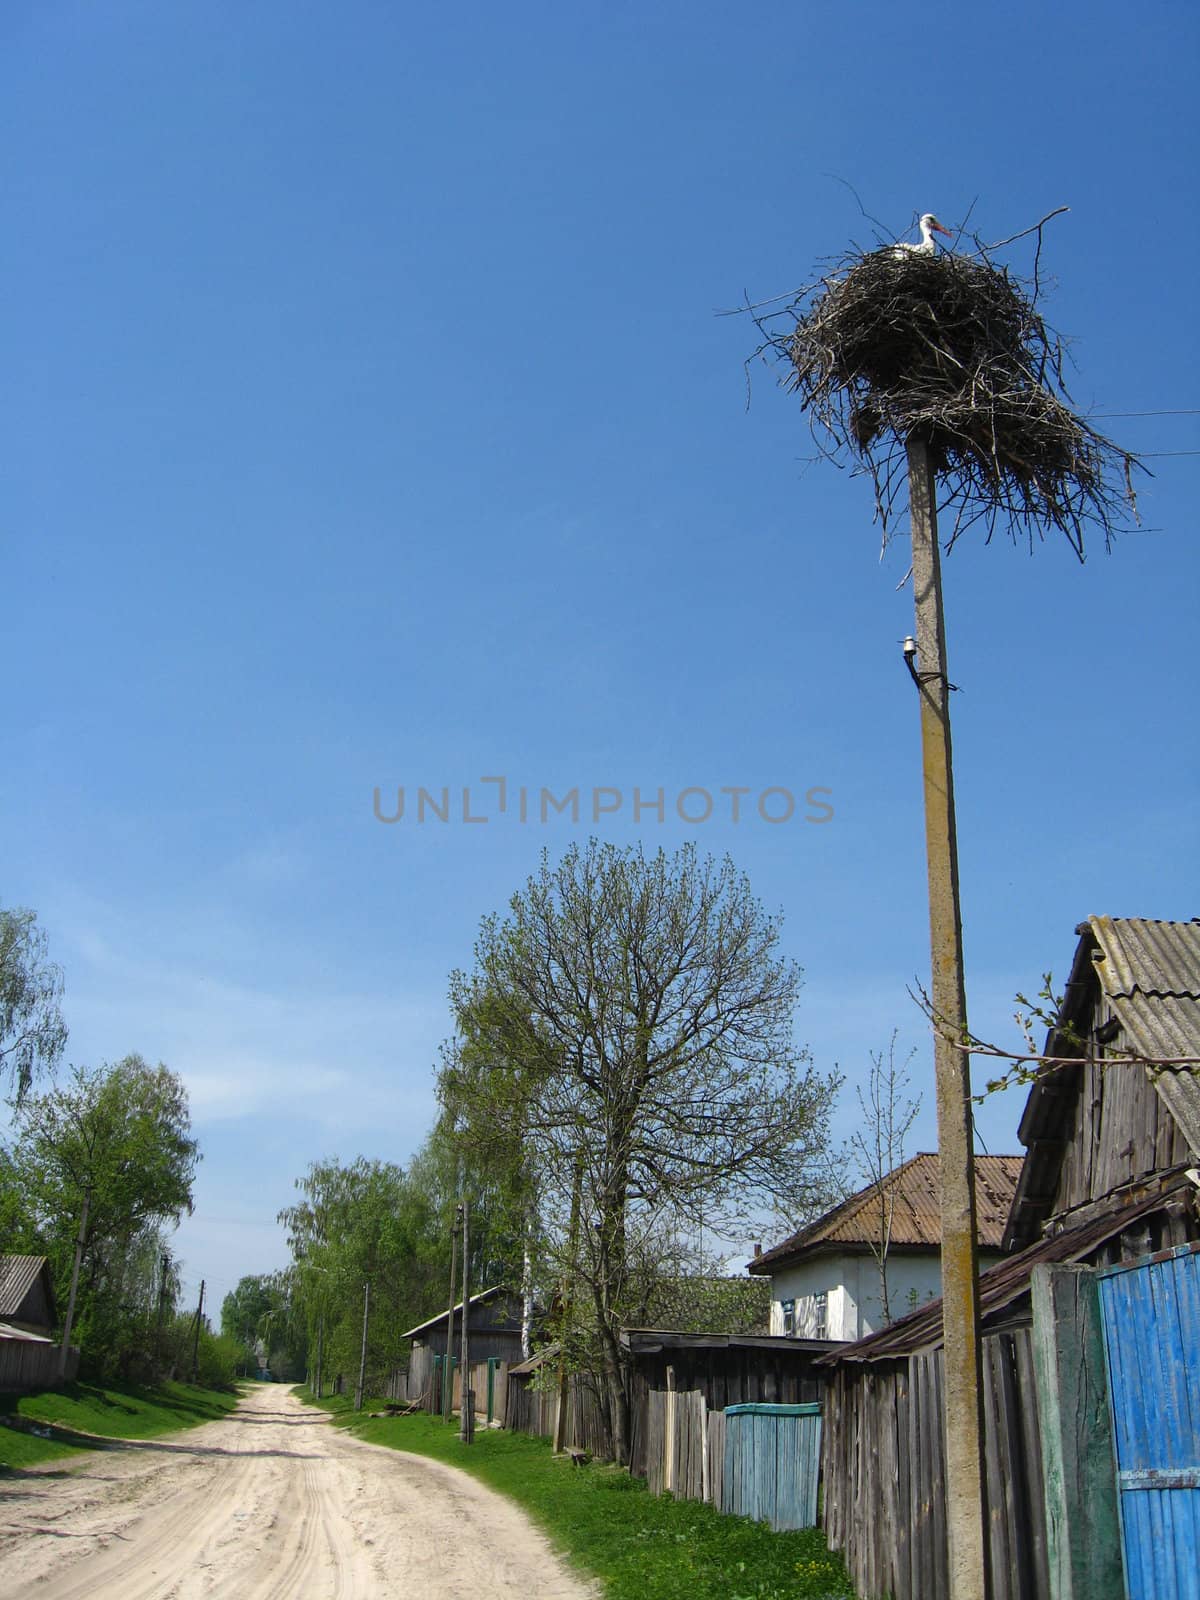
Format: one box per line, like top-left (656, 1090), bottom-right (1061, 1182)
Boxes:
top-left (822, 1329), bottom-right (1048, 1600)
top-left (645, 1390), bottom-right (711, 1501)
top-left (0, 1338), bottom-right (79, 1393)
top-left (384, 1367), bottom-right (409, 1404)
top-left (504, 1369), bottom-right (611, 1454)
top-left (643, 1392), bottom-right (821, 1529)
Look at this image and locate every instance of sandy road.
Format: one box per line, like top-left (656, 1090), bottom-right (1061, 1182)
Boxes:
top-left (0, 1385), bottom-right (597, 1599)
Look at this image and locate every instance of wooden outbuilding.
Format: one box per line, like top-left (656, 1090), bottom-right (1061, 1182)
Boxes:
top-left (819, 916), bottom-right (1200, 1600)
top-left (402, 1286), bottom-right (527, 1408)
top-left (622, 1329), bottom-right (836, 1479)
top-left (0, 1255), bottom-right (57, 1336)
top-left (0, 1254), bottom-right (77, 1392)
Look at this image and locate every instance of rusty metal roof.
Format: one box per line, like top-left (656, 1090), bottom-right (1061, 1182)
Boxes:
top-left (749, 1153), bottom-right (1023, 1274)
top-left (0, 1255), bottom-right (50, 1319)
top-left (822, 1179), bottom-right (1189, 1363)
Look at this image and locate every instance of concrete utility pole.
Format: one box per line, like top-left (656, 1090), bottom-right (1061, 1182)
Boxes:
top-left (58, 1185), bottom-right (91, 1379)
top-left (190, 1280), bottom-right (206, 1382)
top-left (155, 1252), bottom-right (171, 1368)
top-left (906, 435), bottom-right (988, 1600)
top-left (459, 1198), bottom-right (473, 1443)
top-left (354, 1280), bottom-right (370, 1412)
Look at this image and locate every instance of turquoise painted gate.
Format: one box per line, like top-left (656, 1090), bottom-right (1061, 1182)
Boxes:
top-left (1098, 1241), bottom-right (1200, 1600)
top-left (722, 1402), bottom-right (822, 1530)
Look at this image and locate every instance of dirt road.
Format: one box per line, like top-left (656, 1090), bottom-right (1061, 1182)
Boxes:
top-left (0, 1385), bottom-right (597, 1599)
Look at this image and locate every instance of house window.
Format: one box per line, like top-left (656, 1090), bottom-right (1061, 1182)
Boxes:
top-left (813, 1291), bottom-right (828, 1340)
top-left (780, 1298), bottom-right (796, 1336)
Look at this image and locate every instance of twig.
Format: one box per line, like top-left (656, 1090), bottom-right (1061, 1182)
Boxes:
top-left (970, 205), bottom-right (1070, 257)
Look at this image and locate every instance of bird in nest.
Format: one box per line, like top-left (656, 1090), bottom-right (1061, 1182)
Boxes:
top-left (891, 213), bottom-right (953, 259)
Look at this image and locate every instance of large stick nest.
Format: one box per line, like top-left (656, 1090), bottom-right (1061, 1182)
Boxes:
top-left (746, 224), bottom-right (1140, 555)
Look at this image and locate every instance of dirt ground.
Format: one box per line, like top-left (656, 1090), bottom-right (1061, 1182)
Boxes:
top-left (0, 1384), bottom-right (598, 1599)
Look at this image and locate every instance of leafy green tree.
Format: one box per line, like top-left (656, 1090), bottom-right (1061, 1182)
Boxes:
top-left (0, 904), bottom-right (67, 1101)
top-left (439, 840), bottom-right (840, 1464)
top-left (7, 1055), bottom-right (199, 1377)
top-left (280, 1157), bottom-right (443, 1389)
top-left (220, 1275), bottom-right (276, 1349)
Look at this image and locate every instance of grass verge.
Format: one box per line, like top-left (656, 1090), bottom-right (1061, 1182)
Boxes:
top-left (0, 1378), bottom-right (243, 1470)
top-left (299, 1387), bottom-right (856, 1600)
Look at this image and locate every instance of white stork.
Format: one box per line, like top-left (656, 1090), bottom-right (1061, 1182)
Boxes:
top-left (891, 213), bottom-right (953, 259)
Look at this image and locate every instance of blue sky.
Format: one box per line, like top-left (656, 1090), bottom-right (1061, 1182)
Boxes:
top-left (3, 2), bottom-right (1197, 1315)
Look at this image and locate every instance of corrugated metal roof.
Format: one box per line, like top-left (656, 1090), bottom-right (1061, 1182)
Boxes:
top-left (1091, 916), bottom-right (1200, 1001)
top-left (0, 1255), bottom-right (49, 1319)
top-left (1092, 917), bottom-right (1200, 1158)
top-left (1005, 918), bottom-right (1200, 1253)
top-left (750, 1153), bottom-right (1022, 1273)
top-left (823, 1181), bottom-right (1187, 1364)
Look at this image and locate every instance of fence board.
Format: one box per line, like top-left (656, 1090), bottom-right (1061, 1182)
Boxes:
top-left (0, 1339), bottom-right (78, 1392)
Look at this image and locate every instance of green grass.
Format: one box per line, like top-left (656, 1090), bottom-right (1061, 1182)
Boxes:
top-left (0, 1378), bottom-right (244, 1470)
top-left (298, 1387), bottom-right (856, 1600)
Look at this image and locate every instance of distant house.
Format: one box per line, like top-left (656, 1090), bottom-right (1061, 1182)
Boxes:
top-left (0, 1254), bottom-right (57, 1338)
top-left (748, 1152), bottom-right (1022, 1341)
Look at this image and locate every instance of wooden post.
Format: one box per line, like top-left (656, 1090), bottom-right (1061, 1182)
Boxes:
top-left (459, 1198), bottom-right (473, 1442)
top-left (58, 1185), bottom-right (91, 1379)
top-left (907, 435), bottom-right (988, 1600)
top-left (1031, 1264), bottom-right (1124, 1599)
top-left (664, 1363), bottom-right (677, 1496)
top-left (443, 1211), bottom-right (459, 1420)
top-left (354, 1279), bottom-right (369, 1412)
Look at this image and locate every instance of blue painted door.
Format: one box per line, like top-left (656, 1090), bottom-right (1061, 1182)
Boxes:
top-left (1098, 1242), bottom-right (1200, 1600)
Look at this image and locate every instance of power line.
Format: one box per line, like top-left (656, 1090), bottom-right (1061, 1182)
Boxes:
top-left (1090, 409), bottom-right (1200, 418)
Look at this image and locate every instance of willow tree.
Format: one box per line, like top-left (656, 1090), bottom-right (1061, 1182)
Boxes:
top-left (439, 839), bottom-right (838, 1465)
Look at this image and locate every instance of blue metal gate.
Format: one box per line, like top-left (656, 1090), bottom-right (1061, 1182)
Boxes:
top-left (1098, 1241), bottom-right (1200, 1600)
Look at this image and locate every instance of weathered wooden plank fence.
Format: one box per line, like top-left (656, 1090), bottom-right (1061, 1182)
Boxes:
top-left (504, 1369), bottom-right (609, 1450)
top-left (822, 1329), bottom-right (1049, 1600)
top-left (643, 1392), bottom-right (822, 1529)
top-left (645, 1389), bottom-right (710, 1500)
top-left (0, 1339), bottom-right (78, 1393)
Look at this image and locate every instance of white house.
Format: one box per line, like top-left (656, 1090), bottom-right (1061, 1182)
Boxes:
top-left (747, 1152), bottom-right (1022, 1342)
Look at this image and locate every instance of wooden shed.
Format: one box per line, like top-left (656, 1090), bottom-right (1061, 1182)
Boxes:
top-left (0, 1255), bottom-right (77, 1392)
top-left (819, 916), bottom-right (1200, 1600)
top-left (402, 1286), bottom-right (527, 1408)
top-left (0, 1255), bottom-right (57, 1335)
top-left (622, 1329), bottom-right (836, 1480)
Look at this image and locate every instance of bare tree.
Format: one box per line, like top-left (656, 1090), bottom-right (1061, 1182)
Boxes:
top-left (848, 1032), bottom-right (920, 1326)
top-left (439, 840), bottom-right (839, 1465)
